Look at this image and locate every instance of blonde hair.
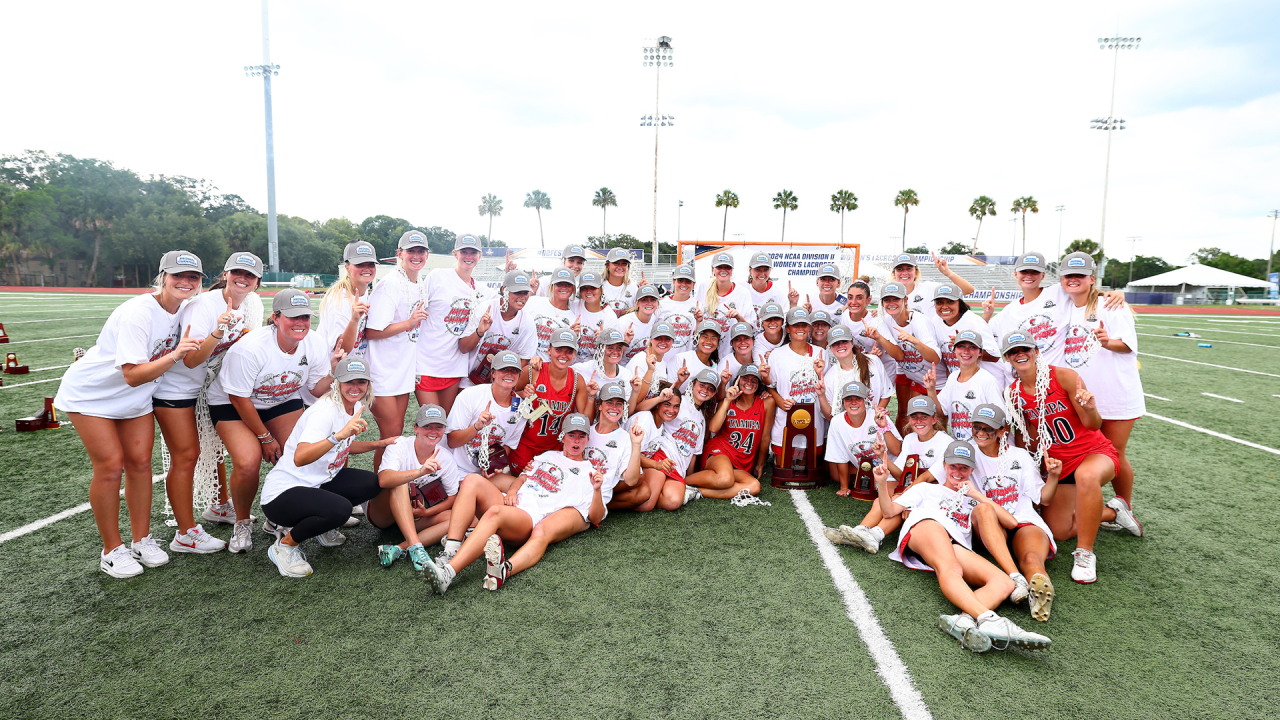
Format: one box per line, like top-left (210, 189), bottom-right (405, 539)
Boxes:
top-left (325, 374), bottom-right (373, 410)
top-left (152, 271), bottom-right (204, 297)
top-left (321, 263), bottom-right (371, 315)
top-left (605, 259), bottom-right (632, 287)
top-left (703, 279), bottom-right (721, 316)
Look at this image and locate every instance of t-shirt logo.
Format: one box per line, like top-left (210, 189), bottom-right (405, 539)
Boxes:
top-left (299, 354), bottom-right (308, 366)
top-left (253, 371), bottom-right (304, 403)
top-left (787, 369), bottom-right (819, 403)
top-left (925, 449), bottom-right (936, 458)
top-left (1043, 300), bottom-right (1057, 309)
top-left (585, 446), bottom-right (608, 474)
top-left (1010, 460), bottom-right (1021, 470)
top-left (672, 420), bottom-right (701, 457)
top-left (529, 463), bottom-right (565, 495)
top-left (912, 294), bottom-right (923, 303)
top-left (1062, 324), bottom-right (1094, 368)
top-left (444, 298), bottom-right (473, 337)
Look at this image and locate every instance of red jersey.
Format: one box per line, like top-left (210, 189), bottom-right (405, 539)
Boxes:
top-left (705, 395), bottom-right (767, 471)
top-left (1013, 367), bottom-right (1117, 476)
top-left (510, 366), bottom-right (578, 472)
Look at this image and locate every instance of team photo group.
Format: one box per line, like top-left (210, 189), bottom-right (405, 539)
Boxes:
top-left (55, 230), bottom-right (1147, 655)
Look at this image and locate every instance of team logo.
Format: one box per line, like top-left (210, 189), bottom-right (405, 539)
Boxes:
top-left (1043, 300), bottom-right (1057, 309)
top-left (986, 473), bottom-right (1019, 510)
top-left (866, 426), bottom-right (878, 435)
top-left (176, 254), bottom-right (199, 267)
top-left (925, 449), bottom-right (936, 458)
top-left (1062, 324), bottom-right (1093, 368)
top-left (1010, 460), bottom-right (1021, 470)
top-left (787, 369), bottom-right (819, 403)
top-left (585, 446), bottom-right (608, 474)
top-left (236, 254), bottom-right (257, 268)
top-left (506, 414), bottom-right (517, 424)
top-left (605, 440), bottom-right (618, 449)
top-left (965, 391), bottom-right (976, 400)
top-left (444, 298), bottom-right (473, 336)
top-left (849, 439), bottom-right (877, 459)
top-left (299, 354), bottom-right (308, 366)
top-left (529, 462), bottom-right (565, 496)
top-left (290, 295), bottom-right (309, 307)
top-left (252, 371), bottom-right (304, 403)
top-left (950, 402), bottom-right (973, 440)
top-left (912, 294), bottom-right (924, 303)
top-left (149, 335), bottom-right (177, 361)
top-left (672, 420), bottom-right (701, 457)
top-left (666, 311), bottom-right (695, 349)
top-left (568, 467), bottom-right (580, 475)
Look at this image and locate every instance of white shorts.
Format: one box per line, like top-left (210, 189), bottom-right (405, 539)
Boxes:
top-left (515, 502), bottom-right (549, 529)
top-left (369, 338), bottom-right (416, 396)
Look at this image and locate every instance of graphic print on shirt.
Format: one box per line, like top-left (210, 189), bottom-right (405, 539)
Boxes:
top-left (443, 298), bottom-right (474, 337)
top-left (584, 446), bottom-right (609, 475)
top-left (708, 302), bottom-right (738, 335)
top-left (533, 313), bottom-right (571, 354)
top-left (671, 420), bottom-right (701, 458)
top-left (949, 400), bottom-right (975, 439)
top-left (252, 370), bottom-right (305, 404)
top-left (788, 368), bottom-right (820, 403)
top-left (325, 437), bottom-right (354, 479)
top-left (469, 333), bottom-right (515, 385)
top-left (407, 300), bottom-right (424, 343)
top-left (1060, 322), bottom-right (1095, 368)
top-left (528, 462), bottom-right (565, 497)
top-left (211, 315), bottom-right (247, 362)
top-left (605, 290), bottom-right (634, 315)
top-left (982, 470), bottom-right (1020, 511)
top-left (150, 334), bottom-right (178, 362)
top-left (1021, 313), bottom-right (1056, 353)
top-left (666, 311), bottom-right (696, 351)
top-left (941, 491), bottom-right (976, 530)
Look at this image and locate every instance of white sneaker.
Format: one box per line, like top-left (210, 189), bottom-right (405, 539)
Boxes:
top-left (976, 615), bottom-right (1052, 650)
top-left (342, 515), bottom-right (360, 528)
top-left (682, 485), bottom-right (702, 506)
top-left (228, 519), bottom-right (253, 554)
top-left (100, 544), bottom-right (144, 578)
top-left (1009, 572), bottom-right (1029, 603)
top-left (482, 534), bottom-right (509, 591)
top-left (1028, 573), bottom-right (1054, 622)
top-left (202, 502), bottom-right (255, 525)
top-left (169, 525), bottom-right (226, 554)
top-left (130, 535), bottom-right (170, 568)
top-left (268, 540), bottom-right (313, 578)
top-left (317, 529), bottom-right (346, 547)
top-left (1071, 548), bottom-right (1097, 584)
top-left (839, 525), bottom-right (881, 554)
top-left (350, 503), bottom-right (365, 515)
top-left (823, 527), bottom-right (853, 546)
top-left (937, 613), bottom-right (990, 653)
top-left (1105, 497), bottom-right (1144, 537)
top-left (422, 556), bottom-right (455, 595)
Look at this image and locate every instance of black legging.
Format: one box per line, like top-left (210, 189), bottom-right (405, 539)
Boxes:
top-left (262, 468), bottom-right (381, 544)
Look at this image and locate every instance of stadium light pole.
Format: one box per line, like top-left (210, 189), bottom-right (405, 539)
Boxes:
top-left (1093, 34), bottom-right (1141, 274)
top-left (1055, 205), bottom-right (1066, 260)
top-left (677, 199), bottom-right (683, 247)
top-left (1267, 210), bottom-right (1279, 290)
top-left (1009, 217), bottom-right (1018, 256)
top-left (641, 36), bottom-right (674, 267)
top-left (245, 0), bottom-right (282, 275)
top-left (1126, 235), bottom-right (1142, 286)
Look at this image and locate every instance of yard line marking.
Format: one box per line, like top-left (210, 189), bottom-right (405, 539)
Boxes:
top-left (0, 376), bottom-right (63, 390)
top-left (29, 364), bottom-right (72, 373)
top-left (0, 308), bottom-right (132, 314)
top-left (789, 490), bottom-right (932, 720)
top-left (1201, 392), bottom-right (1243, 403)
top-left (4, 334), bottom-right (98, 345)
top-left (0, 316), bottom-right (109, 324)
top-left (1137, 352), bottom-right (1280, 378)
top-left (0, 475), bottom-right (166, 545)
top-left (1144, 393), bottom-right (1172, 402)
top-left (0, 302), bottom-right (128, 308)
top-left (1136, 332), bottom-right (1280, 349)
top-left (1144, 413), bottom-right (1280, 457)
top-left (1137, 323), bottom-right (1280, 338)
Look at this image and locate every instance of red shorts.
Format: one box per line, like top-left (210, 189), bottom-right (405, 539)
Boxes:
top-left (416, 375), bottom-right (461, 393)
top-left (705, 437), bottom-right (752, 472)
top-left (650, 449), bottom-right (685, 484)
top-left (895, 374), bottom-right (928, 397)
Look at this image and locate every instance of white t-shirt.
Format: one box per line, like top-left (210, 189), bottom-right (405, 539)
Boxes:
top-left (668, 350), bottom-right (723, 395)
top-left (748, 281), bottom-right (789, 324)
top-left (627, 411), bottom-right (664, 459)
top-left (570, 302), bottom-right (619, 360)
top-left (460, 297), bottom-right (538, 388)
top-left (723, 347), bottom-right (767, 380)
top-left (904, 280), bottom-right (943, 318)
top-left (936, 368), bottom-right (1004, 442)
top-left (658, 399), bottom-right (707, 477)
top-left (586, 425), bottom-right (633, 510)
top-left (380, 436), bottom-right (464, 498)
top-left (623, 353), bottom-right (670, 398)
top-left (656, 296), bottom-right (699, 355)
top-left (696, 282), bottom-right (759, 354)
top-left (211, 326), bottom-right (328, 409)
top-left (621, 313), bottom-right (656, 363)
top-left (878, 310), bottom-right (939, 385)
top-left (1055, 301), bottom-right (1145, 421)
top-left (524, 296), bottom-right (576, 361)
top-left (824, 411), bottom-right (885, 466)
top-left (260, 398), bottom-right (356, 505)
top-left (571, 360), bottom-right (632, 403)
top-left (895, 430), bottom-right (953, 485)
top-left (989, 285), bottom-right (1070, 359)
top-left (418, 268), bottom-right (490, 378)
top-left (930, 311), bottom-right (999, 389)
top-left (367, 269), bottom-right (427, 396)
top-left (889, 481), bottom-right (980, 571)
top-left (768, 344), bottom-right (826, 447)
top-left (445, 384), bottom-right (528, 475)
top-left (971, 447), bottom-right (1056, 556)
top-left (516, 451), bottom-right (598, 525)
top-left (54, 293), bottom-right (183, 420)
top-left (754, 330), bottom-right (788, 357)
top-left (845, 313), bottom-right (897, 356)
top-left (824, 355), bottom-right (893, 414)
top-left (808, 293), bottom-right (847, 323)
top-left (155, 290), bottom-right (251, 401)
top-left (319, 287), bottom-right (370, 361)
top-left (601, 280), bottom-right (639, 314)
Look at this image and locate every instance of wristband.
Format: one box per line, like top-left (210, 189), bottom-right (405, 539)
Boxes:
top-left (326, 432), bottom-right (340, 445)
top-left (211, 331), bottom-right (226, 340)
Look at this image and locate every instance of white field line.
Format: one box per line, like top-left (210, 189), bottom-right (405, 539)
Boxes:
top-left (0, 376), bottom-right (63, 390)
top-left (0, 316), bottom-right (110, 324)
top-left (29, 364), bottom-right (72, 373)
top-left (1134, 315), bottom-right (1280, 323)
top-left (4, 334), bottom-right (98, 345)
top-left (1201, 392), bottom-right (1244, 403)
top-left (789, 490), bottom-right (932, 720)
top-left (1137, 322), bottom-right (1280, 338)
top-left (1137, 352), bottom-right (1280, 378)
top-left (0, 302), bottom-right (129, 308)
top-left (1144, 413), bottom-right (1280, 457)
top-left (1136, 332), bottom-right (1279, 349)
top-left (0, 308), bottom-right (131, 315)
top-left (1144, 393), bottom-right (1172, 401)
top-left (0, 474), bottom-right (167, 545)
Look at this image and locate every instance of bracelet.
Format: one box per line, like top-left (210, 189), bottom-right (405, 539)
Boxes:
top-left (171, 353), bottom-right (181, 364)
top-left (257, 431), bottom-right (273, 443)
top-left (212, 331), bottom-right (225, 339)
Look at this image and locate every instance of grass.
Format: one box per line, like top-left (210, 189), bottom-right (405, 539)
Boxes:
top-left (1, 292), bottom-right (1279, 719)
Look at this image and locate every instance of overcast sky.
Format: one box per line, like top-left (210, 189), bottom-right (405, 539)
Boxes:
top-left (4, 0), bottom-right (1278, 265)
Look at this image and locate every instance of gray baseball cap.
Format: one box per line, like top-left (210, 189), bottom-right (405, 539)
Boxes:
top-left (892, 254), bottom-right (918, 268)
top-left (692, 368), bottom-right (720, 387)
top-left (605, 248), bottom-right (633, 263)
top-left (224, 251), bottom-right (264, 277)
top-left (810, 309), bottom-right (833, 326)
top-left (839, 380), bottom-right (870, 402)
top-left (695, 319), bottom-right (722, 337)
top-left (503, 270), bottom-right (533, 292)
top-left (736, 363), bottom-right (762, 380)
top-left (729, 322), bottom-right (754, 340)
top-left (550, 267), bottom-right (576, 286)
top-left (577, 271), bottom-right (603, 289)
top-left (415, 404), bottom-right (447, 427)
top-left (599, 327), bottom-right (626, 346)
top-left (1060, 251), bottom-right (1096, 275)
top-left (159, 250), bottom-right (205, 275)
top-left (760, 301), bottom-right (786, 321)
top-left (398, 230), bottom-right (428, 249)
top-left (953, 329), bottom-right (982, 348)
top-left (272, 289), bottom-right (313, 317)
top-left (597, 381), bottom-right (626, 403)
top-left (550, 329), bottom-right (578, 349)
top-left (333, 356), bottom-right (372, 383)
top-left (563, 244), bottom-right (587, 260)
top-left (906, 396), bottom-right (938, 416)
top-left (672, 265), bottom-right (695, 281)
top-left (490, 350), bottom-right (522, 372)
top-left (651, 322), bottom-right (676, 340)
top-left (881, 282), bottom-right (907, 299)
top-left (817, 263), bottom-right (840, 280)
top-left (343, 241), bottom-right (377, 264)
top-left (972, 403), bottom-right (1007, 429)
top-left (454, 233), bottom-right (482, 252)
top-left (711, 251), bottom-right (735, 268)
top-left (749, 252), bottom-right (772, 269)
top-left (933, 284), bottom-right (962, 301)
top-left (636, 284), bottom-right (660, 301)
top-left (1000, 330), bottom-right (1037, 355)
top-left (1014, 252), bottom-right (1047, 273)
top-left (827, 325), bottom-right (853, 344)
top-left (785, 307), bottom-right (811, 325)
top-left (561, 412), bottom-right (591, 436)
top-left (943, 440), bottom-right (978, 468)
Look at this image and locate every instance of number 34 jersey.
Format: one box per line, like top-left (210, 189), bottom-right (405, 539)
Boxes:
top-left (704, 395), bottom-right (767, 471)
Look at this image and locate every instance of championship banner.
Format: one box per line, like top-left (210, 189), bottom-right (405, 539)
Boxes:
top-left (678, 241), bottom-right (861, 286)
top-left (481, 247), bottom-right (643, 262)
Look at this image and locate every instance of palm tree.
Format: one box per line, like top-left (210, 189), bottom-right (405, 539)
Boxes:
top-left (524, 190), bottom-right (551, 249)
top-left (592, 187), bottom-right (617, 239)
top-left (477, 194), bottom-right (502, 248)
top-left (830, 190), bottom-right (858, 243)
top-left (773, 190), bottom-right (798, 242)
top-left (715, 189), bottom-right (739, 243)
top-left (894, 189), bottom-right (919, 251)
top-left (968, 196), bottom-right (997, 253)
top-left (1011, 196), bottom-right (1039, 254)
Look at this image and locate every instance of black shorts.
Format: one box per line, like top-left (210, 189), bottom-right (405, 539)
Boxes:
top-left (1058, 470), bottom-right (1077, 485)
top-left (209, 398), bottom-right (305, 425)
top-left (152, 397), bottom-right (197, 409)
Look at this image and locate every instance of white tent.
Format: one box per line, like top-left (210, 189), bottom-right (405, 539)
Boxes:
top-left (1124, 263), bottom-right (1277, 304)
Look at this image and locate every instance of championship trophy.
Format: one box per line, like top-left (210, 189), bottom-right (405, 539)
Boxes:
top-left (896, 454), bottom-right (921, 494)
top-left (850, 459), bottom-right (877, 500)
top-left (771, 402), bottom-right (822, 490)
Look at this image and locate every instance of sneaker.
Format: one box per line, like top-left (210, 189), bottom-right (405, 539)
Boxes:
top-left (343, 515), bottom-right (360, 528)
top-left (482, 534), bottom-right (508, 591)
top-left (378, 544), bottom-right (404, 567)
top-left (317, 529), bottom-right (346, 547)
top-left (202, 502), bottom-right (255, 525)
top-left (682, 485), bottom-right (702, 506)
top-left (976, 615), bottom-right (1052, 650)
top-left (407, 543), bottom-right (430, 573)
top-left (823, 527), bottom-right (853, 546)
top-left (1028, 573), bottom-right (1054, 622)
top-left (1105, 497), bottom-right (1144, 537)
top-left (130, 535), bottom-right (170, 568)
top-left (839, 525), bottom-right (881, 554)
top-left (938, 613), bottom-right (990, 653)
top-left (228, 519), bottom-right (253, 554)
top-left (422, 556), bottom-right (455, 595)
top-left (267, 540), bottom-right (313, 578)
top-left (438, 541), bottom-right (460, 566)
top-left (1009, 572), bottom-right (1029, 603)
top-left (1071, 548), bottom-right (1097, 584)
top-left (169, 525), bottom-right (226, 554)
top-left (100, 544), bottom-right (144, 578)
top-left (350, 503), bottom-right (365, 515)
top-left (262, 520), bottom-right (282, 538)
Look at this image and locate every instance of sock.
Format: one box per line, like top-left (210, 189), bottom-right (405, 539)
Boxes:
top-left (960, 612), bottom-right (976, 623)
top-left (869, 527), bottom-right (885, 542)
top-left (444, 539), bottom-right (462, 554)
top-left (977, 610), bottom-right (998, 624)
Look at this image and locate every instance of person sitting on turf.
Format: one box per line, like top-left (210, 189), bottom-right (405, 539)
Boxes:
top-left (423, 413), bottom-right (606, 594)
top-left (509, 329), bottom-right (591, 473)
top-left (686, 364), bottom-right (770, 498)
top-left (652, 369), bottom-right (720, 510)
top-left (368, 404), bottom-right (464, 572)
top-left (874, 440), bottom-right (1052, 653)
top-left (586, 382), bottom-right (646, 514)
top-left (258, 357), bottom-right (396, 578)
top-left (822, 380), bottom-right (886, 498)
top-left (446, 350), bottom-right (529, 482)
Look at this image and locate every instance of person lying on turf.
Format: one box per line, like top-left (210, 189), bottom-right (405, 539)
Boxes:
top-left (423, 413), bottom-right (606, 593)
top-left (875, 440), bottom-right (1051, 653)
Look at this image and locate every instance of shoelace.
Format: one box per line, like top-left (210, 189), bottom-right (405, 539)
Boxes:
top-left (1073, 549), bottom-right (1092, 566)
top-left (135, 536), bottom-right (160, 554)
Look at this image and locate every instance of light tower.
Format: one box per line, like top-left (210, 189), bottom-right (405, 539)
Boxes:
top-left (1093, 34), bottom-right (1141, 275)
top-left (641, 36), bottom-right (674, 267)
top-left (245, 0), bottom-right (282, 274)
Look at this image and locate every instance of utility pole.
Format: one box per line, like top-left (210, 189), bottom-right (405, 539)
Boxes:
top-left (1055, 205), bottom-right (1065, 260)
top-left (641, 37), bottom-right (674, 267)
top-left (245, 0), bottom-right (282, 274)
top-left (1126, 235), bottom-right (1142, 286)
top-left (1268, 210), bottom-right (1279, 297)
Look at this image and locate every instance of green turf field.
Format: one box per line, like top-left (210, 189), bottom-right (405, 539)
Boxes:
top-left (1, 292), bottom-right (1278, 720)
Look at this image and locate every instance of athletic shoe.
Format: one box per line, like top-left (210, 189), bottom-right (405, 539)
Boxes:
top-left (202, 502), bottom-right (255, 525)
top-left (938, 613), bottom-right (990, 653)
top-left (1028, 573), bottom-right (1054, 622)
top-left (1009, 572), bottom-right (1029, 603)
top-left (378, 544), bottom-right (404, 567)
top-left (267, 540), bottom-right (313, 578)
top-left (437, 542), bottom-right (459, 566)
top-left (350, 503), bottom-right (365, 515)
top-left (839, 525), bottom-right (881, 554)
top-left (228, 519), bottom-right (253, 554)
top-left (262, 520), bottom-right (281, 538)
top-left (343, 515), bottom-right (360, 528)
top-left (169, 525), bottom-right (226, 554)
top-left (976, 615), bottom-right (1052, 650)
top-left (1071, 548), bottom-right (1097, 584)
top-left (422, 557), bottom-right (454, 595)
top-left (682, 485), bottom-right (702, 506)
top-left (100, 544), bottom-right (144, 579)
top-left (407, 544), bottom-right (430, 573)
top-left (823, 527), bottom-right (853, 546)
top-left (482, 534), bottom-right (508, 591)
top-left (1105, 497), bottom-right (1144, 537)
top-left (317, 529), bottom-right (346, 547)
top-left (130, 535), bottom-right (170, 568)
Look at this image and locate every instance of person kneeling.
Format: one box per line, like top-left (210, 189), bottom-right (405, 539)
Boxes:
top-left (423, 413), bottom-right (605, 594)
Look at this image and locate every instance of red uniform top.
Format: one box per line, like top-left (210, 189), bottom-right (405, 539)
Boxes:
top-left (705, 395), bottom-right (767, 471)
top-left (510, 365), bottom-right (578, 472)
top-left (1013, 367), bottom-right (1117, 476)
